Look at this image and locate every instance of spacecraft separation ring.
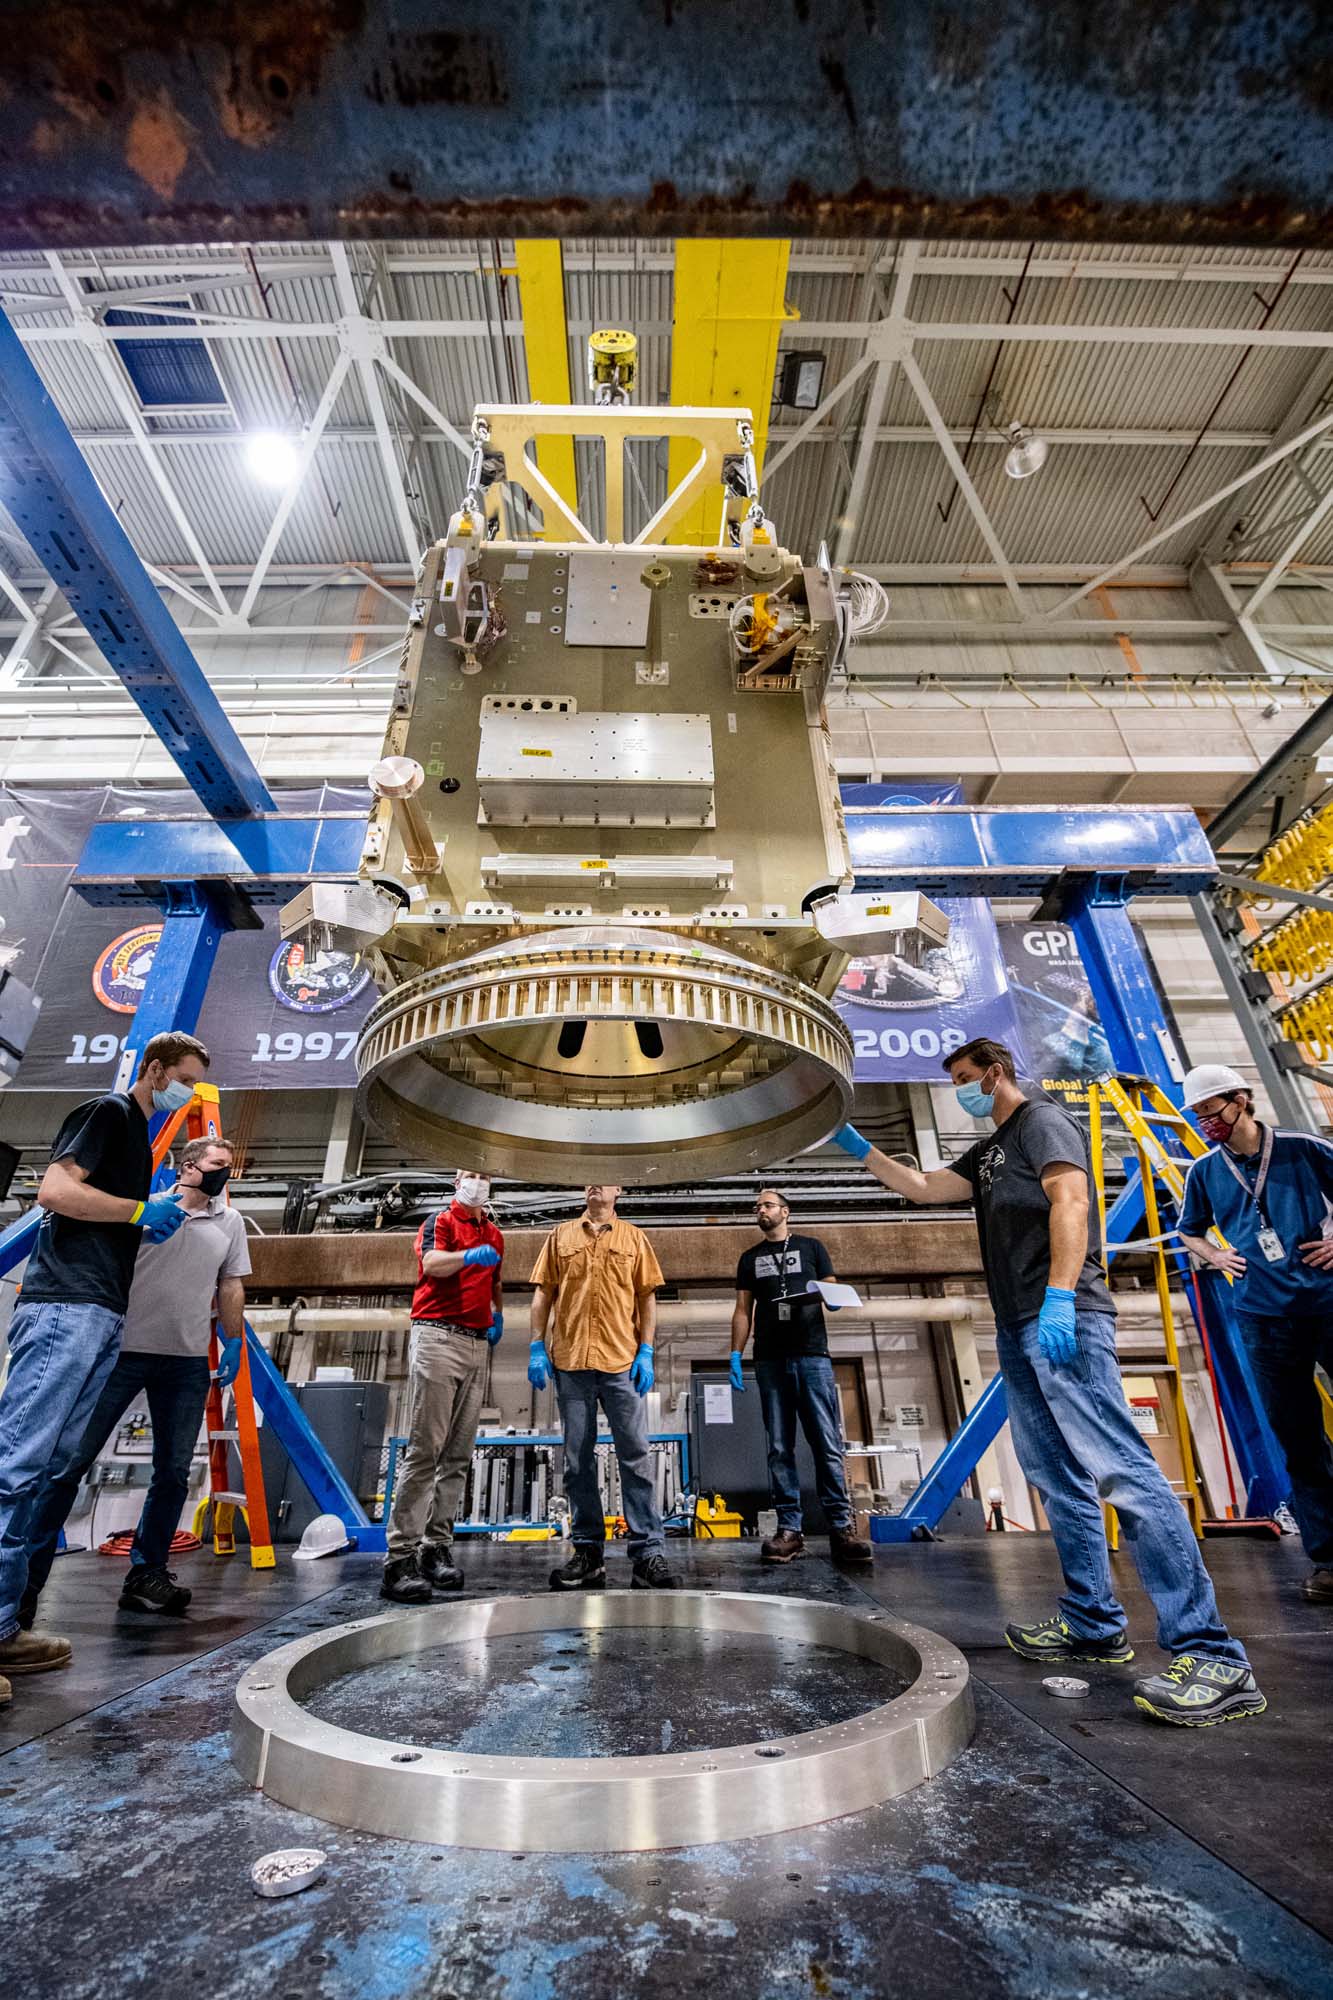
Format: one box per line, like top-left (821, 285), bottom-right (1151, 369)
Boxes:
top-left (232, 1588), bottom-right (974, 1852)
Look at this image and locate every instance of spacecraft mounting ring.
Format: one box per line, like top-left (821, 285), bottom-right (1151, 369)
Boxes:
top-left (354, 925), bottom-right (854, 1184)
top-left (232, 1589), bottom-right (974, 1852)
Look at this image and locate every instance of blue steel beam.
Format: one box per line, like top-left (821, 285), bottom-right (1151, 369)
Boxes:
top-left (869, 1376), bottom-right (1009, 1543)
top-left (243, 1332), bottom-right (380, 1550)
top-left (75, 813), bottom-right (366, 906)
top-left (1064, 880), bottom-right (1186, 1099)
top-left (0, 306), bottom-right (275, 820)
top-left (844, 806), bottom-right (1217, 900)
top-left (0, 4), bottom-right (1327, 249)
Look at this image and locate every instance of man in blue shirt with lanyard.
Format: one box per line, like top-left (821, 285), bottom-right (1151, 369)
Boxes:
top-left (1177, 1064), bottom-right (1333, 1605)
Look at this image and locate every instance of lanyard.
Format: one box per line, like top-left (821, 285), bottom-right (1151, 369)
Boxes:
top-left (1214, 1123), bottom-right (1275, 1222)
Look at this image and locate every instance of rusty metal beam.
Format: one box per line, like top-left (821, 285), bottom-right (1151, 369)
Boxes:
top-left (0, 5), bottom-right (1328, 250)
top-left (247, 1219), bottom-right (984, 1295)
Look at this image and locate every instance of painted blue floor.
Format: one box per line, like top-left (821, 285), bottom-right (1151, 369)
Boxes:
top-left (3, 1538), bottom-right (1331, 2000)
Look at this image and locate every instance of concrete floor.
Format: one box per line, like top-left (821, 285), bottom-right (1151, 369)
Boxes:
top-left (3, 1533), bottom-right (1331, 2000)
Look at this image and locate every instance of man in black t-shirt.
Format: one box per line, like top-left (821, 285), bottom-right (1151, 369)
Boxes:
top-left (0, 1031), bottom-right (208, 1696)
top-left (731, 1190), bottom-right (872, 1571)
top-left (832, 1035), bottom-right (1262, 1731)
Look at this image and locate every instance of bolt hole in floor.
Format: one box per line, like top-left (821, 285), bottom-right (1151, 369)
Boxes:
top-left (299, 1627), bottom-right (909, 1759)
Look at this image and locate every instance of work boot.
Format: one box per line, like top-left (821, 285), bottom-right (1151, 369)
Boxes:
top-left (420, 1543), bottom-right (465, 1594)
top-left (0, 1630), bottom-right (72, 1675)
top-left (549, 1546), bottom-right (607, 1591)
top-left (630, 1553), bottom-right (681, 1590)
top-left (119, 1566), bottom-right (192, 1615)
top-left (1133, 1655), bottom-right (1267, 1727)
top-left (0, 1674), bottom-right (10, 1707)
top-left (829, 1526), bottom-right (873, 1569)
top-left (379, 1554), bottom-right (433, 1605)
top-left (1301, 1567), bottom-right (1333, 1603)
top-left (761, 1528), bottom-right (805, 1565)
top-left (1004, 1613), bottom-right (1134, 1666)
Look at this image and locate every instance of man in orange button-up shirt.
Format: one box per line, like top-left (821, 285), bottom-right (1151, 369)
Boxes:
top-left (528, 1185), bottom-right (679, 1592)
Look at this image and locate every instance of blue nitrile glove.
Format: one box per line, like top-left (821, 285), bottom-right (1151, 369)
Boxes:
top-left (629, 1343), bottom-right (655, 1395)
top-left (215, 1336), bottom-right (243, 1388)
top-left (1036, 1287), bottom-right (1078, 1368)
top-left (463, 1244), bottom-right (501, 1270)
top-left (729, 1351), bottom-right (746, 1394)
top-left (486, 1310), bottom-right (504, 1347)
top-left (831, 1122), bottom-right (872, 1162)
top-left (528, 1338), bottom-right (550, 1390)
top-left (140, 1192), bottom-right (187, 1242)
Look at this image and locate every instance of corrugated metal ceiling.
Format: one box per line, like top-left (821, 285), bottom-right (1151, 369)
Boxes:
top-left (1, 235), bottom-right (1331, 581)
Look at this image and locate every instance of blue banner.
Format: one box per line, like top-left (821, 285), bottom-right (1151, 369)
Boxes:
top-left (840, 780), bottom-right (963, 808)
top-left (835, 896), bottom-right (1024, 1083)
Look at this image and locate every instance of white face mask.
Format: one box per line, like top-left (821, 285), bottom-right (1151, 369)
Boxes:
top-left (456, 1175), bottom-right (490, 1208)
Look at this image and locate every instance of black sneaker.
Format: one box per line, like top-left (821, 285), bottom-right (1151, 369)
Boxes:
top-left (380, 1554), bottom-right (433, 1605)
top-left (118, 1566), bottom-right (192, 1615)
top-left (1004, 1613), bottom-right (1134, 1665)
top-left (631, 1554), bottom-right (681, 1591)
top-left (420, 1543), bottom-right (465, 1594)
top-left (1133, 1655), bottom-right (1267, 1727)
top-left (549, 1547), bottom-right (607, 1591)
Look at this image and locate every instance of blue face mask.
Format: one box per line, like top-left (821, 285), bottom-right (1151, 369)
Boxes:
top-left (956, 1077), bottom-right (996, 1120)
top-left (152, 1077), bottom-right (195, 1114)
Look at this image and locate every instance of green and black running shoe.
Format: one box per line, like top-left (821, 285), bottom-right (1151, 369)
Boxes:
top-left (1132, 1654), bottom-right (1267, 1727)
top-left (1004, 1613), bottom-right (1135, 1665)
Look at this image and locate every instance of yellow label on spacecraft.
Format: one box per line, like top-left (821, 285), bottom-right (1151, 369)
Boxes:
top-left (520, 747), bottom-right (553, 757)
top-left (579, 859), bottom-right (610, 871)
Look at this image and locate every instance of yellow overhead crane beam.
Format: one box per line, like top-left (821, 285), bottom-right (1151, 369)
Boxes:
top-left (666, 240), bottom-right (795, 545)
top-left (514, 241), bottom-right (579, 539)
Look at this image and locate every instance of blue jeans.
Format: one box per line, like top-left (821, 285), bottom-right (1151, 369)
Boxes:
top-left (22, 1350), bottom-right (211, 1605)
top-left (997, 1310), bottom-right (1246, 1665)
top-left (555, 1368), bottom-right (664, 1562)
top-left (754, 1353), bottom-right (853, 1534)
top-left (0, 1300), bottom-right (124, 1640)
top-left (1236, 1309), bottom-right (1333, 1567)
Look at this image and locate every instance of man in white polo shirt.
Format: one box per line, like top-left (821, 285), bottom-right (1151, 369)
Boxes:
top-left (19, 1137), bottom-right (250, 1621)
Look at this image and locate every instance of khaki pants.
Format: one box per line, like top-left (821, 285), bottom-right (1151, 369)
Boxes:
top-left (385, 1321), bottom-right (488, 1559)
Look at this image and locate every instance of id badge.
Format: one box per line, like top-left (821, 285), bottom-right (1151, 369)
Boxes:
top-left (777, 1301), bottom-right (792, 1322)
top-left (1257, 1225), bottom-right (1285, 1263)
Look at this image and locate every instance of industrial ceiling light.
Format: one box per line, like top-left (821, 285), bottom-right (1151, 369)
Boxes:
top-left (1002, 422), bottom-right (1049, 481)
top-left (245, 431), bottom-right (300, 487)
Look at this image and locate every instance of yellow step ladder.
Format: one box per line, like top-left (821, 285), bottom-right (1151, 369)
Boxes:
top-left (1087, 1075), bottom-right (1207, 1538)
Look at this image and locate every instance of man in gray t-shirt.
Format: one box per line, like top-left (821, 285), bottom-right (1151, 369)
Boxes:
top-left (20, 1137), bottom-right (250, 1622)
top-left (832, 1034), bottom-right (1262, 1733)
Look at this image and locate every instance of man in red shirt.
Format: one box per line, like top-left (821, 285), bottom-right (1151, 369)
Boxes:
top-left (381, 1167), bottom-right (503, 1603)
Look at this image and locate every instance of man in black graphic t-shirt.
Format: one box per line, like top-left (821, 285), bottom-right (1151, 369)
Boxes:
top-left (0, 1031), bottom-right (208, 1696)
top-left (731, 1190), bottom-right (872, 1571)
top-left (832, 1034), bottom-right (1262, 1732)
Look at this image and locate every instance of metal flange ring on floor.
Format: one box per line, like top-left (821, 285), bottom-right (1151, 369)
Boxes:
top-left (231, 1590), bottom-right (974, 1852)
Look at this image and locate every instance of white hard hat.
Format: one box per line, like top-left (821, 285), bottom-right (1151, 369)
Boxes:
top-left (291, 1512), bottom-right (351, 1561)
top-left (1180, 1063), bottom-right (1248, 1110)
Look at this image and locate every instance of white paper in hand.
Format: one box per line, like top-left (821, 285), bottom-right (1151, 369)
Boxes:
top-left (806, 1279), bottom-right (862, 1310)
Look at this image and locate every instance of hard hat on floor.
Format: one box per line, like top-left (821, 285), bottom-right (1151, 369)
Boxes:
top-left (292, 1513), bottom-right (351, 1561)
top-left (1180, 1063), bottom-right (1248, 1110)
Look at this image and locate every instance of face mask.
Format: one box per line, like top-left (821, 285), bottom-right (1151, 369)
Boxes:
top-left (1197, 1101), bottom-right (1241, 1146)
top-left (195, 1165), bottom-right (231, 1198)
top-left (152, 1078), bottom-right (195, 1114)
top-left (456, 1175), bottom-right (490, 1208)
top-left (956, 1077), bottom-right (995, 1120)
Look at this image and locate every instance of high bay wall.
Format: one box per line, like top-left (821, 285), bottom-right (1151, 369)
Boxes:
top-left (4, 573), bottom-right (1333, 802)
